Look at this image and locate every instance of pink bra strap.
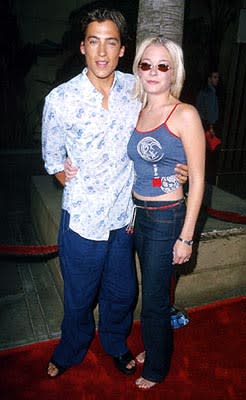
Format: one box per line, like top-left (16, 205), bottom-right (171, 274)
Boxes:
top-left (164, 103), bottom-right (181, 124)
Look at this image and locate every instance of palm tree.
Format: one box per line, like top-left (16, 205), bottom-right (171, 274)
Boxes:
top-left (136, 0), bottom-right (185, 46)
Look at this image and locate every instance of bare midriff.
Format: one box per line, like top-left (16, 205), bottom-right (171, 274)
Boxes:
top-left (133, 186), bottom-right (183, 201)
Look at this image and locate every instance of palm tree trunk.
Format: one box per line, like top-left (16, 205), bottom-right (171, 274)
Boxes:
top-left (137, 0), bottom-right (185, 46)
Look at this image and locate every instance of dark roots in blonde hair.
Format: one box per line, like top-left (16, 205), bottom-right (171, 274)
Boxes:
top-left (132, 36), bottom-right (185, 106)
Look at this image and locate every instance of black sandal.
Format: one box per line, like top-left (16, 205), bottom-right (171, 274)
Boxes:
top-left (113, 350), bottom-right (136, 375)
top-left (48, 358), bottom-right (67, 377)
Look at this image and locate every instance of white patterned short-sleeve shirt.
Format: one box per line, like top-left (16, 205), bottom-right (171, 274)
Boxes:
top-left (42, 69), bottom-right (141, 240)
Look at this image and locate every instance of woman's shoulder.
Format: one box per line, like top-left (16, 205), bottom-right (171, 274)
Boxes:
top-left (173, 101), bottom-right (204, 139)
top-left (169, 102), bottom-right (202, 136)
top-left (176, 102), bottom-right (200, 121)
top-left (177, 101), bottom-right (197, 112)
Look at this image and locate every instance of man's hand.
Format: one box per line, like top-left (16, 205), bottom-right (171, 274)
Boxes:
top-left (175, 163), bottom-right (188, 184)
top-left (64, 157), bottom-right (78, 180)
top-left (54, 158), bottom-right (79, 187)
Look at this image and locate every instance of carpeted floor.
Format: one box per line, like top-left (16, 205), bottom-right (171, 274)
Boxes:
top-left (0, 296), bottom-right (245, 400)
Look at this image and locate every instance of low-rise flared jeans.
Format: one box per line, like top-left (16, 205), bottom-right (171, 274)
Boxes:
top-left (52, 210), bottom-right (137, 369)
top-left (133, 198), bottom-right (186, 382)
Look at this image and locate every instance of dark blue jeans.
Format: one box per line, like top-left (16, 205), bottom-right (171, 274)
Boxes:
top-left (52, 210), bottom-right (136, 369)
top-left (133, 198), bottom-right (185, 382)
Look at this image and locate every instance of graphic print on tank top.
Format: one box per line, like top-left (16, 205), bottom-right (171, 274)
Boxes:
top-left (137, 136), bottom-right (180, 193)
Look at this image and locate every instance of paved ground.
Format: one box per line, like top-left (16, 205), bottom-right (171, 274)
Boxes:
top-left (0, 151), bottom-right (63, 350)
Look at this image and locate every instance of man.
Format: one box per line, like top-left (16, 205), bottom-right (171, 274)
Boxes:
top-left (196, 70), bottom-right (221, 184)
top-left (42, 8), bottom-right (187, 378)
top-left (196, 70), bottom-right (220, 132)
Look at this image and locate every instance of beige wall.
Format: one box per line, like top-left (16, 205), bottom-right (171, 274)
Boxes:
top-left (13, 0), bottom-right (93, 146)
top-left (14, 0), bottom-right (91, 43)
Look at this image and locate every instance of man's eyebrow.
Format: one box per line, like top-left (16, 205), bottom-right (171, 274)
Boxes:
top-left (86, 35), bottom-right (99, 40)
top-left (86, 35), bottom-right (120, 42)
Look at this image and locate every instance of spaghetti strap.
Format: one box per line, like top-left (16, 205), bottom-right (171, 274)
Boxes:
top-left (164, 103), bottom-right (182, 124)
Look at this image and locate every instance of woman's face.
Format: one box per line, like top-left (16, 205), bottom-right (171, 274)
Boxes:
top-left (138, 44), bottom-right (174, 96)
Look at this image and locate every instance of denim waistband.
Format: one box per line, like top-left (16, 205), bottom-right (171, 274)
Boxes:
top-left (126, 197), bottom-right (184, 235)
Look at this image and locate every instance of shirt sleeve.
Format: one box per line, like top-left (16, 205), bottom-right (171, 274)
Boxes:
top-left (41, 92), bottom-right (67, 175)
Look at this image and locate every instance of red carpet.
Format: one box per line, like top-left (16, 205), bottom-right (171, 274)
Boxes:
top-left (0, 296), bottom-right (245, 400)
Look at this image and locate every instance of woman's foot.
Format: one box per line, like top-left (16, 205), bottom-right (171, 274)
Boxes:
top-left (136, 351), bottom-right (145, 365)
top-left (135, 376), bottom-right (158, 390)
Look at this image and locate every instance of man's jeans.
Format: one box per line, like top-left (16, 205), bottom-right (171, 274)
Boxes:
top-left (52, 210), bottom-right (136, 368)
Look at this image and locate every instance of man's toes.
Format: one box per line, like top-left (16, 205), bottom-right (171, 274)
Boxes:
top-left (126, 359), bottom-right (136, 370)
top-left (48, 362), bottom-right (59, 377)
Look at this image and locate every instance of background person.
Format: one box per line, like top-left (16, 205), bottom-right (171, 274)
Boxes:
top-left (196, 70), bottom-right (219, 133)
top-left (196, 70), bottom-right (221, 184)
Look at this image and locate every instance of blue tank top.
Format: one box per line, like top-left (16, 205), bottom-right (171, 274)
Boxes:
top-left (127, 104), bottom-right (187, 196)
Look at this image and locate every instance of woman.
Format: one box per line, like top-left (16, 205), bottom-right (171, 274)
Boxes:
top-left (127, 36), bottom-right (205, 390)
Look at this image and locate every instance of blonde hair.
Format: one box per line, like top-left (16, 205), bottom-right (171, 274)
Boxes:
top-left (132, 36), bottom-right (185, 107)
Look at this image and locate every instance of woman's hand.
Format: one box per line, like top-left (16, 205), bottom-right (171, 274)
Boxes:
top-left (64, 157), bottom-right (79, 181)
top-left (175, 163), bottom-right (188, 184)
top-left (172, 239), bottom-right (192, 265)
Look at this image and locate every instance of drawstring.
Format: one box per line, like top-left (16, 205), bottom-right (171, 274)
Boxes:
top-left (126, 206), bottom-right (137, 234)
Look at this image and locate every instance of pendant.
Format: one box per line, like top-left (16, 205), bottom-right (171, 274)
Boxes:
top-left (152, 177), bottom-right (162, 187)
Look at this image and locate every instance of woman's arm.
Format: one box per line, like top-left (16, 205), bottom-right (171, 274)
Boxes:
top-left (55, 171), bottom-right (66, 186)
top-left (173, 104), bottom-right (205, 264)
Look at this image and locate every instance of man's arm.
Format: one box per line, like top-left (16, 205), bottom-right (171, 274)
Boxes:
top-left (62, 158), bottom-right (189, 185)
top-left (42, 93), bottom-right (66, 180)
top-left (175, 163), bottom-right (188, 184)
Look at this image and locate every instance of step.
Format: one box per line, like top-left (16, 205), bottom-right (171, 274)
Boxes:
top-left (31, 176), bottom-right (246, 315)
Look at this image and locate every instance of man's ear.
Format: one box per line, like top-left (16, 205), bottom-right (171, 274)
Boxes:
top-left (119, 46), bottom-right (125, 58)
top-left (80, 42), bottom-right (85, 55)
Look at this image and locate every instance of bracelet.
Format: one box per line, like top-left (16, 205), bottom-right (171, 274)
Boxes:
top-left (178, 237), bottom-right (193, 246)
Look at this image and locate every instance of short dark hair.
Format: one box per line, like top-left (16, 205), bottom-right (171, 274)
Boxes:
top-left (208, 69), bottom-right (218, 78)
top-left (80, 8), bottom-right (128, 45)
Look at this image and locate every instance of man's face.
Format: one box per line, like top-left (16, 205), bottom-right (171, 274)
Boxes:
top-left (209, 72), bottom-right (219, 87)
top-left (80, 20), bottom-right (125, 85)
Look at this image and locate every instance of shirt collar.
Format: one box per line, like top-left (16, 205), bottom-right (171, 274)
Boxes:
top-left (80, 68), bottom-right (123, 99)
top-left (208, 82), bottom-right (216, 92)
top-left (80, 68), bottom-right (102, 101)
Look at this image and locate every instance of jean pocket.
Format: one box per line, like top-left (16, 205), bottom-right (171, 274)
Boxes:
top-left (143, 204), bottom-right (185, 240)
